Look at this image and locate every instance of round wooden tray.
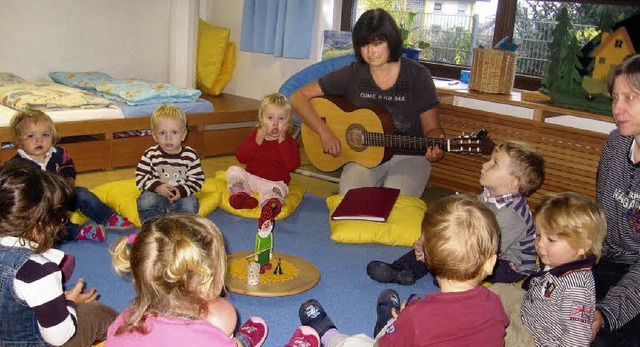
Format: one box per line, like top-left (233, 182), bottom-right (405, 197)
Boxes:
top-left (225, 251), bottom-right (320, 297)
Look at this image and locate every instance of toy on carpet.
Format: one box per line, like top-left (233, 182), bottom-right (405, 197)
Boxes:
top-left (254, 202), bottom-right (277, 273)
top-left (224, 201), bottom-right (319, 296)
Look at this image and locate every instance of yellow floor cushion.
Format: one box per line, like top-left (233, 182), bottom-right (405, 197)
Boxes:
top-left (213, 170), bottom-right (305, 220)
top-left (69, 178), bottom-right (222, 227)
top-left (326, 194), bottom-right (427, 246)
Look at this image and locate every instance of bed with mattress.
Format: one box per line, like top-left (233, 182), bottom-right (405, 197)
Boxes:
top-left (0, 72), bottom-right (258, 172)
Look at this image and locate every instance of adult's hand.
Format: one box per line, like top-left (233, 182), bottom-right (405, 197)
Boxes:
top-left (319, 129), bottom-right (341, 157)
top-left (425, 145), bottom-right (445, 162)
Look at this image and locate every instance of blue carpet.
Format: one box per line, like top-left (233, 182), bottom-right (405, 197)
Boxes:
top-left (59, 193), bottom-right (439, 346)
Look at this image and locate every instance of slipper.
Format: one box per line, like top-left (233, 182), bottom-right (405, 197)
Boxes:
top-left (374, 288), bottom-right (401, 336)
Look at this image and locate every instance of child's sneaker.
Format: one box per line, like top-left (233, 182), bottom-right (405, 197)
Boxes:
top-left (299, 299), bottom-right (336, 338)
top-left (105, 214), bottom-right (135, 231)
top-left (236, 316), bottom-right (267, 347)
top-left (285, 326), bottom-right (320, 347)
top-left (374, 288), bottom-right (401, 337)
top-left (77, 224), bottom-right (107, 242)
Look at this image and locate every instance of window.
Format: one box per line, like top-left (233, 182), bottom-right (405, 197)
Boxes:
top-left (341, 0), bottom-right (640, 90)
top-left (457, 3), bottom-right (466, 14)
top-left (614, 39), bottom-right (622, 48)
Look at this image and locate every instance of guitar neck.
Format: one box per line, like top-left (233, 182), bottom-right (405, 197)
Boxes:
top-left (364, 133), bottom-right (451, 152)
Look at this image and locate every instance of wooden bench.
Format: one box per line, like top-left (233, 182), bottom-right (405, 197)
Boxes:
top-left (0, 94), bottom-right (259, 172)
top-left (431, 101), bottom-right (610, 207)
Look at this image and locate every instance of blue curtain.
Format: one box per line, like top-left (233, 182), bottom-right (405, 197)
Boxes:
top-left (240, 0), bottom-right (317, 59)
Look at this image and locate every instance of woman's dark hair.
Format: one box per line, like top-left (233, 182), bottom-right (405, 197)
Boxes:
top-left (607, 53), bottom-right (640, 95)
top-left (0, 160), bottom-right (72, 253)
top-left (352, 9), bottom-right (403, 63)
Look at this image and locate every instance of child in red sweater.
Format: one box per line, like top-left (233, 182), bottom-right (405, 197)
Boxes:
top-left (225, 93), bottom-right (300, 219)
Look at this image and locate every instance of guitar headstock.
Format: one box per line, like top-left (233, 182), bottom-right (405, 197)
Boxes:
top-left (448, 129), bottom-right (495, 155)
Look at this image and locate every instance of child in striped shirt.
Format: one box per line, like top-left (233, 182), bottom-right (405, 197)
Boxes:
top-left (136, 104), bottom-right (205, 223)
top-left (492, 192), bottom-right (607, 346)
top-left (0, 161), bottom-right (117, 346)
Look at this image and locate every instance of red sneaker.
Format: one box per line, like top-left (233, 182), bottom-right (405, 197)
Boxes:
top-left (285, 326), bottom-right (320, 347)
top-left (76, 224), bottom-right (106, 242)
top-left (105, 214), bottom-right (135, 231)
top-left (236, 316), bottom-right (267, 347)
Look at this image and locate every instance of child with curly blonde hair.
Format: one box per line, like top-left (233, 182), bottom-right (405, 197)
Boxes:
top-left (491, 192), bottom-right (607, 346)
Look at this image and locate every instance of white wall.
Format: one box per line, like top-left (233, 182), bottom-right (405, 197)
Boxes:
top-left (0, 0), bottom-right (340, 99)
top-left (200, 0), bottom-right (342, 100)
top-left (0, 0), bottom-right (172, 82)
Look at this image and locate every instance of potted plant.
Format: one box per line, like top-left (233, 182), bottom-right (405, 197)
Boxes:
top-left (398, 11), bottom-right (429, 61)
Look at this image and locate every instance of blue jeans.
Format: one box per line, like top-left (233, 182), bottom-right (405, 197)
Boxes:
top-left (137, 190), bottom-right (199, 224)
top-left (65, 186), bottom-right (115, 240)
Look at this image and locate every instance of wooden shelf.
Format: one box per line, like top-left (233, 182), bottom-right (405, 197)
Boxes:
top-left (437, 87), bottom-right (614, 123)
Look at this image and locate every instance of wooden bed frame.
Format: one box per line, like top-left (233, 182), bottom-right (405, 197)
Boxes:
top-left (0, 93), bottom-right (259, 172)
top-left (431, 89), bottom-right (612, 207)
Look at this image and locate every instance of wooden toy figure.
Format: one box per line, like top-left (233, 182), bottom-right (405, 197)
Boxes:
top-left (255, 203), bottom-right (276, 273)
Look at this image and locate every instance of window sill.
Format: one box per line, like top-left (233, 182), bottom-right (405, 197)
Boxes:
top-left (422, 61), bottom-right (542, 91)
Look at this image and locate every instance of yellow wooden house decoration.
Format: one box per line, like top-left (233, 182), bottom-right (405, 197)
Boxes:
top-left (591, 27), bottom-right (636, 81)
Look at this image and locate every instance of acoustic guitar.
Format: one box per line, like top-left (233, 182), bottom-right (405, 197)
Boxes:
top-left (301, 96), bottom-right (494, 172)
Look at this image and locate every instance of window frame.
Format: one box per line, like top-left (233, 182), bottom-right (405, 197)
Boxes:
top-left (340, 0), bottom-right (640, 90)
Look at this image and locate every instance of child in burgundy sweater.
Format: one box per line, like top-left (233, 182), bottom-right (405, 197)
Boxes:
top-left (225, 93), bottom-right (300, 220)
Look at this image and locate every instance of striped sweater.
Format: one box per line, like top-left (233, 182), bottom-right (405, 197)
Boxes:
top-left (521, 257), bottom-right (595, 347)
top-left (480, 191), bottom-right (538, 275)
top-left (0, 236), bottom-right (77, 346)
top-left (595, 129), bottom-right (640, 330)
top-left (135, 145), bottom-right (205, 198)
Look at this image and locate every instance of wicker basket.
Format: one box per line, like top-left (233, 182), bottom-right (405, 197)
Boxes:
top-left (469, 48), bottom-right (517, 94)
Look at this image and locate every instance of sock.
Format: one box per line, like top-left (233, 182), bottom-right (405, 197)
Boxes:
top-left (229, 192), bottom-right (258, 210)
top-left (262, 198), bottom-right (282, 218)
top-left (321, 328), bottom-right (339, 346)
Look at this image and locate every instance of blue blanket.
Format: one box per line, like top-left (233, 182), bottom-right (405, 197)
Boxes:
top-left (49, 71), bottom-right (201, 106)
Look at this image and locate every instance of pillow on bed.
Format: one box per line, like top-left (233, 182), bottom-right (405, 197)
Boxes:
top-left (212, 170), bottom-right (305, 220)
top-left (0, 81), bottom-right (112, 111)
top-left (326, 194), bottom-right (427, 246)
top-left (0, 73), bottom-right (26, 86)
top-left (69, 178), bottom-right (222, 227)
top-left (209, 42), bottom-right (236, 96)
top-left (197, 19), bottom-right (230, 95)
top-left (49, 71), bottom-right (114, 92)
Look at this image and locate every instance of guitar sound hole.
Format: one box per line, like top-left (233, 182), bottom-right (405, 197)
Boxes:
top-left (345, 124), bottom-right (366, 152)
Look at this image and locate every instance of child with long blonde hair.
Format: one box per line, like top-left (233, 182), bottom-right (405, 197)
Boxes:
top-left (106, 214), bottom-right (267, 347)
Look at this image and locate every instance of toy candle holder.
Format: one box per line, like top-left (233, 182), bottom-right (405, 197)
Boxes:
top-left (247, 261), bottom-right (260, 285)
